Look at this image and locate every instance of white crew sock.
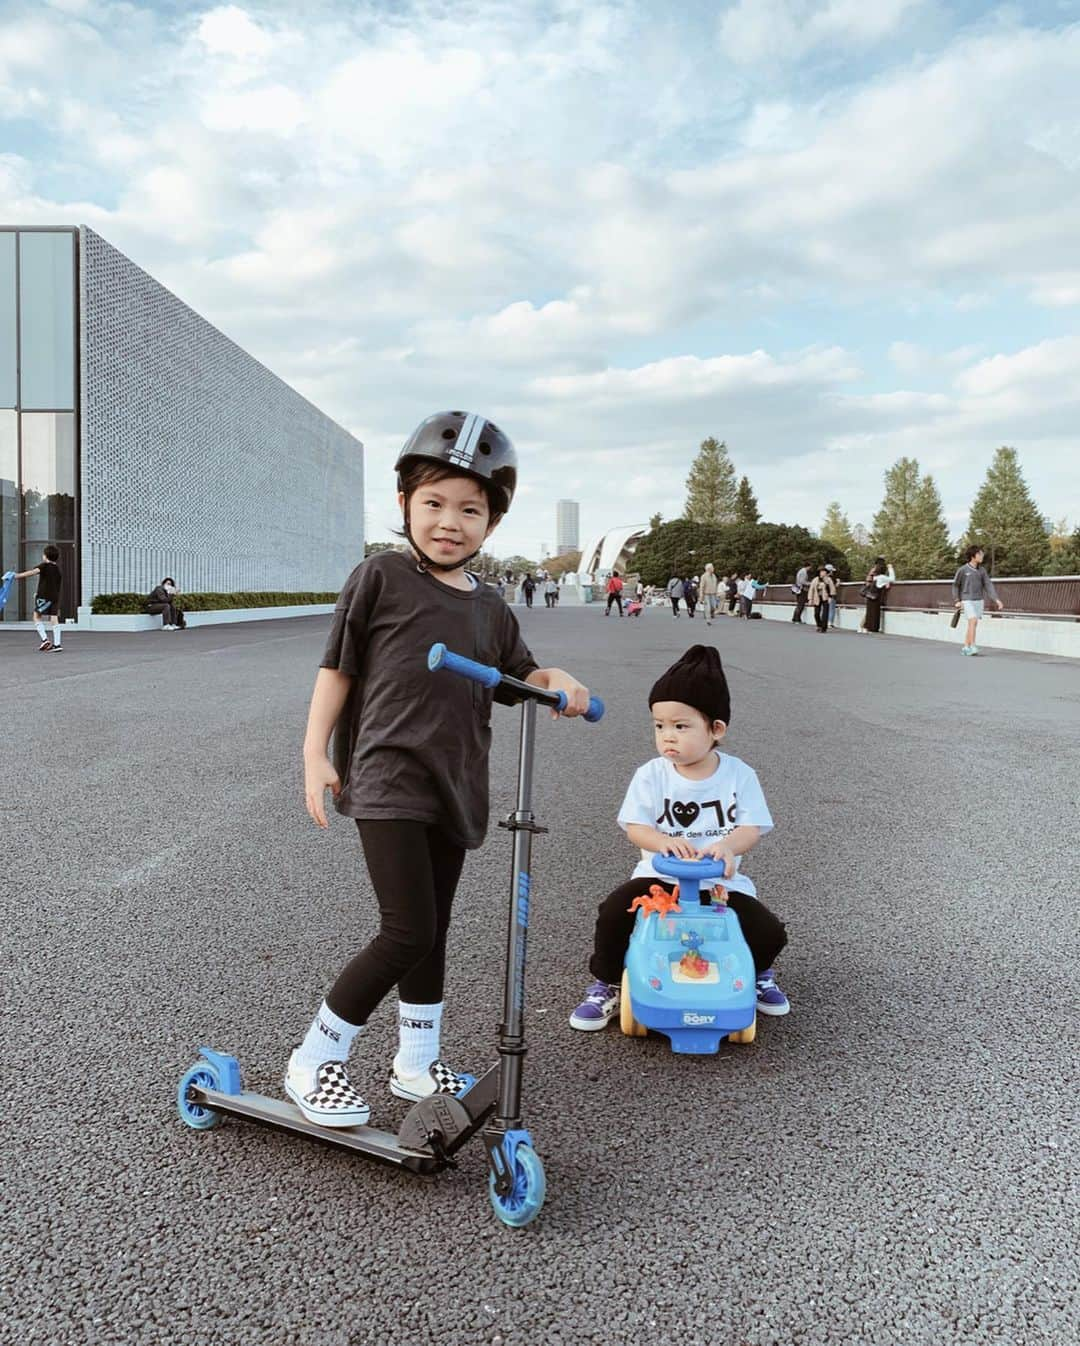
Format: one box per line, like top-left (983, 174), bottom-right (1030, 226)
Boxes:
top-left (52, 628), bottom-right (61, 647)
top-left (296, 1000), bottom-right (363, 1068)
top-left (394, 1000), bottom-right (443, 1078)
top-left (36, 622), bottom-right (47, 640)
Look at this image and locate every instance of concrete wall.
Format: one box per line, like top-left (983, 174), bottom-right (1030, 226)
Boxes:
top-left (756, 602), bottom-right (1080, 658)
top-left (79, 227), bottom-right (363, 604)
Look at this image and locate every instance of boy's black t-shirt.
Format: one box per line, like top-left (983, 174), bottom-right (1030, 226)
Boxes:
top-left (321, 551), bottom-right (539, 849)
top-left (36, 561), bottom-right (62, 604)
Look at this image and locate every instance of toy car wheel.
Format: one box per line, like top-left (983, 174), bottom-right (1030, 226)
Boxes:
top-left (177, 1058), bottom-right (223, 1130)
top-left (728, 1015), bottom-right (757, 1045)
top-left (619, 969), bottom-right (647, 1037)
top-left (488, 1143), bottom-right (546, 1228)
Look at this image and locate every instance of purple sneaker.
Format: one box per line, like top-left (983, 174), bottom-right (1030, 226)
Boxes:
top-left (569, 979), bottom-right (620, 1031)
top-left (755, 969), bottom-right (790, 1017)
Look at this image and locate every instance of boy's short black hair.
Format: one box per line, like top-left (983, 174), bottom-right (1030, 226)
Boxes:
top-left (965, 544), bottom-right (983, 562)
top-left (43, 543), bottom-right (60, 562)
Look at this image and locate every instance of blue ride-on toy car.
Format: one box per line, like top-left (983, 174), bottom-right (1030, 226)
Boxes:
top-left (620, 856), bottom-right (757, 1052)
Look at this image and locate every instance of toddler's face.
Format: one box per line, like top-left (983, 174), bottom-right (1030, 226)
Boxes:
top-left (651, 700), bottom-right (726, 767)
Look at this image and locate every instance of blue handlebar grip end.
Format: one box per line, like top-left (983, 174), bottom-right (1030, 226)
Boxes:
top-left (427, 643), bottom-right (447, 671)
top-left (585, 696), bottom-right (605, 723)
top-left (554, 690), bottom-right (568, 712)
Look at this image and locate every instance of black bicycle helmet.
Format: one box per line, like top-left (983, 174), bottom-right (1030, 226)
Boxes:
top-left (395, 411), bottom-right (517, 516)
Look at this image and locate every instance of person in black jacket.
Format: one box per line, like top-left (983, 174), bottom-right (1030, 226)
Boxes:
top-left (147, 577), bottom-right (186, 630)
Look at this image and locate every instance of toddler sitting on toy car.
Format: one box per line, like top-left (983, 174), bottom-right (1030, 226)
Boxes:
top-left (569, 645), bottom-right (790, 1031)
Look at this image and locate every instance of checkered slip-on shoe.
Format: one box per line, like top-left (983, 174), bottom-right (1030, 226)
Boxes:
top-left (284, 1050), bottom-right (371, 1128)
top-left (389, 1059), bottom-right (477, 1103)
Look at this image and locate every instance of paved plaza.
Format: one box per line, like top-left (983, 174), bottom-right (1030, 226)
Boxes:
top-left (2, 608), bottom-right (1077, 1346)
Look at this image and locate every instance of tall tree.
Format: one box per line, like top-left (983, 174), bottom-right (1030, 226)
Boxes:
top-left (648, 511), bottom-right (664, 531)
top-left (820, 501), bottom-right (855, 552)
top-left (871, 457), bottom-right (954, 578)
top-left (734, 475), bottom-right (760, 524)
top-left (684, 437), bottom-right (738, 525)
top-left (966, 447), bottom-right (1051, 576)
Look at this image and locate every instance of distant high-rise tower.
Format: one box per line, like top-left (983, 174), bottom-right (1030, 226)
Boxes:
top-left (556, 499), bottom-right (580, 556)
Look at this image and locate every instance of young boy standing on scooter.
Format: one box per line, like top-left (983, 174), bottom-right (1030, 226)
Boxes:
top-left (570, 645), bottom-right (790, 1032)
top-left (294, 412), bottom-right (591, 1128)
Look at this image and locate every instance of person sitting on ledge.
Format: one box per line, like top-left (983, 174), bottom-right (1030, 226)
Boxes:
top-left (147, 577), bottom-right (186, 630)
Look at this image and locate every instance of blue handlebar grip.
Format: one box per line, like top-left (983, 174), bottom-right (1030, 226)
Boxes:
top-left (553, 691), bottom-right (605, 722)
top-left (427, 642), bottom-right (501, 688)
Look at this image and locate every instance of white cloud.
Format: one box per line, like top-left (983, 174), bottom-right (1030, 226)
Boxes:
top-left (720, 0), bottom-right (924, 67)
top-left (195, 6), bottom-right (274, 61)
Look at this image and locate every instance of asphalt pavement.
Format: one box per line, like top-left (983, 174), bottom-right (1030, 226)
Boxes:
top-left (1, 606), bottom-right (1077, 1346)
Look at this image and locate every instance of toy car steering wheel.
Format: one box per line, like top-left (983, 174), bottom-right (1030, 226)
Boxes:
top-left (652, 855), bottom-right (732, 882)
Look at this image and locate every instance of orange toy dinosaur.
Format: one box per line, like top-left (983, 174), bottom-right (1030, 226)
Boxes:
top-left (628, 884), bottom-right (682, 917)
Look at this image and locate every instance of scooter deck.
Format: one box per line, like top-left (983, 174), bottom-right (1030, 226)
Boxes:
top-left (190, 1086), bottom-right (445, 1172)
top-left (188, 1063), bottom-right (500, 1175)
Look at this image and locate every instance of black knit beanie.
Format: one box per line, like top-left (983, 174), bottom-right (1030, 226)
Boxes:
top-left (648, 645), bottom-right (731, 727)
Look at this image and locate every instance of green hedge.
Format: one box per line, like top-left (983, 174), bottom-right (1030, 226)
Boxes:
top-left (91, 591), bottom-right (339, 615)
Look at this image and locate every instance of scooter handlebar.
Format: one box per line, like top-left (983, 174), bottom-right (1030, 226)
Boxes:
top-left (427, 642), bottom-right (501, 687)
top-left (427, 643), bottom-right (604, 722)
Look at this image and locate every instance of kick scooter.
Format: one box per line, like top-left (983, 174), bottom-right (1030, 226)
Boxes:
top-left (177, 641), bottom-right (604, 1228)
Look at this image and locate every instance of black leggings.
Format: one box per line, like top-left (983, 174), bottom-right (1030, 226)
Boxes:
top-left (588, 878), bottom-right (787, 986)
top-left (606, 592), bottom-right (623, 615)
top-left (326, 820), bottom-right (466, 1025)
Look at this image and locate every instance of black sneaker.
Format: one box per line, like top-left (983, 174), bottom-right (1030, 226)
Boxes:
top-left (38, 639), bottom-right (53, 651)
top-left (51, 644), bottom-right (64, 652)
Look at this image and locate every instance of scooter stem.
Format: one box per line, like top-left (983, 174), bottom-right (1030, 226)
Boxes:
top-left (494, 696), bottom-right (542, 1126)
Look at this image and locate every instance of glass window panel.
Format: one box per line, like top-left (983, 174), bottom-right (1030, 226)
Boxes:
top-left (21, 412), bottom-right (76, 542)
top-left (19, 231), bottom-right (75, 410)
top-left (0, 233), bottom-right (15, 407)
top-left (0, 411), bottom-right (16, 588)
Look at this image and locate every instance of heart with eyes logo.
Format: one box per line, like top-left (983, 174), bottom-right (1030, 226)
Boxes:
top-left (671, 801), bottom-right (700, 828)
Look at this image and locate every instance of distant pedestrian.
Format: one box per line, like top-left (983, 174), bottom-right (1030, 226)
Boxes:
top-left (952, 546), bottom-right (1003, 656)
top-left (726, 573), bottom-right (739, 615)
top-left (807, 566), bottom-right (836, 633)
top-left (544, 576), bottom-right (558, 608)
top-left (605, 570), bottom-right (624, 617)
top-left (666, 575), bottom-right (683, 617)
top-left (791, 562), bottom-right (810, 624)
top-left (824, 564), bottom-right (839, 627)
top-left (739, 571), bottom-right (757, 619)
top-left (700, 563), bottom-right (720, 624)
top-left (683, 576), bottom-right (698, 619)
top-left (147, 577), bottom-right (187, 630)
top-left (12, 543), bottom-right (64, 651)
top-left (496, 577), bottom-right (506, 599)
top-left (858, 557), bottom-right (894, 634)
top-left (522, 574), bottom-right (536, 608)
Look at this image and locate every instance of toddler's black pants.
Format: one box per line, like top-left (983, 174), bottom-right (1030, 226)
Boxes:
top-left (326, 820), bottom-right (465, 1025)
top-left (588, 878), bottom-right (787, 987)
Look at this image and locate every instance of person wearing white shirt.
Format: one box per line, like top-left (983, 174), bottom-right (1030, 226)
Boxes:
top-left (569, 646), bottom-right (790, 1032)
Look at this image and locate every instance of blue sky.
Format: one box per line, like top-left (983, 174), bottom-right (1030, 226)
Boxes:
top-left (2, 0), bottom-right (1079, 562)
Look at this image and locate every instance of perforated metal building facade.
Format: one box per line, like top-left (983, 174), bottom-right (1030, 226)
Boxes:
top-left (79, 227), bottom-right (363, 607)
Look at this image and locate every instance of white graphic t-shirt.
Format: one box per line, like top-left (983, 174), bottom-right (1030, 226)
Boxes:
top-left (617, 752), bottom-right (774, 897)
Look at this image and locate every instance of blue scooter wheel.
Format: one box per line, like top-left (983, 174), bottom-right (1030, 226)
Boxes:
top-left (177, 1059), bottom-right (223, 1131)
top-left (489, 1144), bottom-right (546, 1228)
